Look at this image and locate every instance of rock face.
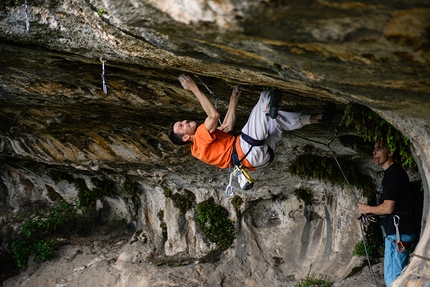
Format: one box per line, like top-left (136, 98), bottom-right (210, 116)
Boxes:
top-left (0, 0), bottom-right (429, 286)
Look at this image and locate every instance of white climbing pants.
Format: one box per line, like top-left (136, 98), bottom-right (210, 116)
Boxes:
top-left (239, 90), bottom-right (311, 168)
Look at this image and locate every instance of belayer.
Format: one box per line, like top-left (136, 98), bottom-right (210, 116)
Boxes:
top-left (358, 140), bottom-right (417, 286)
top-left (168, 74), bottom-right (335, 190)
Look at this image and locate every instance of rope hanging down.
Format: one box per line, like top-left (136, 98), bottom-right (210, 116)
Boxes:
top-left (411, 253), bottom-right (430, 262)
top-left (290, 114), bottom-right (379, 287)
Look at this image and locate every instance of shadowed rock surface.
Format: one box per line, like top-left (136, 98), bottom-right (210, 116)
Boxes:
top-left (0, 0), bottom-right (429, 286)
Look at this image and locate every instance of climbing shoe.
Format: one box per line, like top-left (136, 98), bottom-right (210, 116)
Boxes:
top-left (320, 102), bottom-right (335, 124)
top-left (268, 89), bottom-right (283, 119)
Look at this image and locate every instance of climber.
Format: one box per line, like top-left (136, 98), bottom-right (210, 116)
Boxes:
top-left (358, 140), bottom-right (417, 286)
top-left (167, 74), bottom-right (335, 190)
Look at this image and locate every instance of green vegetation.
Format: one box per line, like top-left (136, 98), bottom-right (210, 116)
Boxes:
top-left (122, 178), bottom-right (139, 205)
top-left (163, 187), bottom-right (196, 213)
top-left (11, 170), bottom-right (126, 269)
top-left (11, 201), bottom-right (81, 269)
top-left (49, 170), bottom-right (114, 208)
top-left (79, 177), bottom-right (114, 208)
top-left (231, 195), bottom-right (243, 213)
top-left (353, 239), bottom-right (380, 258)
top-left (196, 197), bottom-right (235, 251)
top-left (344, 103), bottom-right (415, 168)
top-left (296, 264), bottom-right (332, 287)
top-left (289, 154), bottom-right (375, 199)
top-left (97, 8), bottom-right (106, 17)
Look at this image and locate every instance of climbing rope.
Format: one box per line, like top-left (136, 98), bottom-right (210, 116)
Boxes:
top-left (290, 114), bottom-right (380, 287)
top-left (411, 253), bottom-right (430, 262)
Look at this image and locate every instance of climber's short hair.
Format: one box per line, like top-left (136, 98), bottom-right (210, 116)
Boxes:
top-left (168, 122), bottom-right (187, 146)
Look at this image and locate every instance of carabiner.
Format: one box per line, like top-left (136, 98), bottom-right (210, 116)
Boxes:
top-left (225, 172), bottom-right (234, 197)
top-left (397, 241), bottom-right (405, 253)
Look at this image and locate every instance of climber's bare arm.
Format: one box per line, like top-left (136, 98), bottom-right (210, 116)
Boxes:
top-left (218, 85), bottom-right (241, 133)
top-left (179, 74), bottom-right (220, 133)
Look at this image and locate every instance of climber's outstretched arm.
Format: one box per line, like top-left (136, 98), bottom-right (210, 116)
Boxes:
top-left (178, 74), bottom-right (220, 133)
top-left (218, 85), bottom-right (241, 133)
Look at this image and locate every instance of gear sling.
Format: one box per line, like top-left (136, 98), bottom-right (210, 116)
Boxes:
top-left (229, 133), bottom-right (274, 192)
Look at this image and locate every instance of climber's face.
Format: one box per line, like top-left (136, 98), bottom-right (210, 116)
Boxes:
top-left (174, 120), bottom-right (197, 142)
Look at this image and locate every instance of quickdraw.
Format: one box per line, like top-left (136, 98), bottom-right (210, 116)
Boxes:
top-left (100, 57), bottom-right (108, 95)
top-left (23, 0), bottom-right (30, 31)
top-left (379, 215), bottom-right (407, 253)
top-left (393, 215), bottom-right (405, 253)
top-left (225, 171), bottom-right (234, 197)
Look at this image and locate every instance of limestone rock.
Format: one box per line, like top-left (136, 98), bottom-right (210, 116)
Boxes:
top-left (0, 0), bottom-right (429, 286)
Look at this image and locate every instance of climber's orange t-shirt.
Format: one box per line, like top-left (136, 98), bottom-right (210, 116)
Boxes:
top-left (191, 124), bottom-right (235, 169)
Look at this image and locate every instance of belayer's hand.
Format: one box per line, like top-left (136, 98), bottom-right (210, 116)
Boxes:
top-left (357, 214), bottom-right (369, 224)
top-left (357, 203), bottom-right (369, 214)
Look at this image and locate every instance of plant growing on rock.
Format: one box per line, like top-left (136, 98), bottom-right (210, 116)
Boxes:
top-left (49, 170), bottom-right (114, 208)
top-left (231, 195), bottom-right (243, 214)
top-left (11, 201), bottom-right (80, 269)
top-left (344, 103), bottom-right (415, 169)
top-left (163, 187), bottom-right (196, 213)
top-left (97, 8), bottom-right (106, 17)
top-left (122, 178), bottom-right (139, 205)
top-left (196, 197), bottom-right (235, 252)
top-left (289, 154), bottom-right (375, 199)
top-left (296, 264), bottom-right (331, 287)
top-left (353, 239), bottom-right (380, 258)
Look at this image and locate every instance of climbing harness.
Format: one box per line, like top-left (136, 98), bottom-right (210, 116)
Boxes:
top-left (225, 133), bottom-right (276, 196)
top-left (290, 114), bottom-right (380, 287)
top-left (232, 134), bottom-right (274, 168)
top-left (100, 57), bottom-right (108, 94)
top-left (23, 0), bottom-right (30, 31)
